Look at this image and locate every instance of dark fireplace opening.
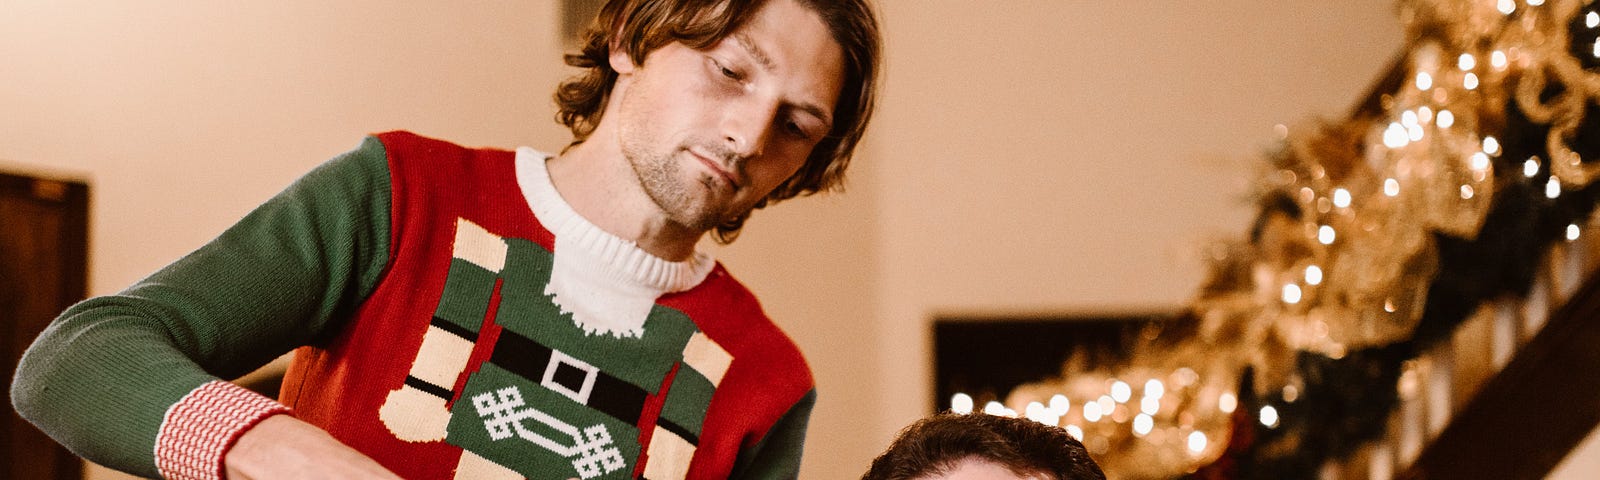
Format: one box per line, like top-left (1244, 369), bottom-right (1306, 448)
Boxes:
top-left (931, 312), bottom-right (1173, 413)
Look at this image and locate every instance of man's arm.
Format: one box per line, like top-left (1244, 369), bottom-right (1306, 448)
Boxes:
top-left (10, 136), bottom-right (394, 479)
top-left (730, 388), bottom-right (816, 479)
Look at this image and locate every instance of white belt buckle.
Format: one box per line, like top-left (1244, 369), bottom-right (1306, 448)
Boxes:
top-left (542, 349), bottom-right (600, 404)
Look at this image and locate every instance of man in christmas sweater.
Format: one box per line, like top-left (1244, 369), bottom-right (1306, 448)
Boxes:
top-left (9, 0), bottom-right (881, 478)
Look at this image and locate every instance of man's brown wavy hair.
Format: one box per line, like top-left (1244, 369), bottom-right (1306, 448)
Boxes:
top-left (862, 413), bottom-right (1108, 480)
top-left (555, 0), bottom-right (881, 243)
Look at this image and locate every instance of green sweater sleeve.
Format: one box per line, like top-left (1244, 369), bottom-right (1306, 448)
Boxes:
top-left (9, 136), bottom-right (393, 478)
top-left (731, 388), bottom-right (816, 479)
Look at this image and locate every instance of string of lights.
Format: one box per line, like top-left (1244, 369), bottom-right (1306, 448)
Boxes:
top-left (945, 1), bottom-right (1600, 478)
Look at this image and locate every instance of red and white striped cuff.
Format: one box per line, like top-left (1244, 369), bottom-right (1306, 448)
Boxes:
top-left (155, 380), bottom-right (288, 480)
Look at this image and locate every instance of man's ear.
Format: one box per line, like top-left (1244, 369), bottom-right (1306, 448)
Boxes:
top-left (608, 31), bottom-right (637, 74)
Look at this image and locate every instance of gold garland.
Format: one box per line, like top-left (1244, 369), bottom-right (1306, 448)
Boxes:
top-left (977, 1), bottom-right (1600, 478)
top-left (1498, 0), bottom-right (1600, 185)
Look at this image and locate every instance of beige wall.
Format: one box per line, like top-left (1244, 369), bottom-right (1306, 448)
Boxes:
top-left (2, 2), bottom-right (572, 478)
top-left (864, 0), bottom-right (1402, 461)
top-left (0, 0), bottom-right (573, 295)
top-left (5, 1), bottom-right (1599, 479)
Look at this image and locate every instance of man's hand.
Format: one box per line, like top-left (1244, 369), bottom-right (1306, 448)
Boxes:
top-left (224, 414), bottom-right (404, 479)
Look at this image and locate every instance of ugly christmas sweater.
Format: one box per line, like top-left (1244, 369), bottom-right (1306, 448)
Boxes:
top-left (11, 131), bottom-right (815, 480)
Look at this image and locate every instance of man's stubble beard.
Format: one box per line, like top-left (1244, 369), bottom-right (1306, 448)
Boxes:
top-left (614, 75), bottom-right (751, 236)
top-left (624, 143), bottom-right (742, 234)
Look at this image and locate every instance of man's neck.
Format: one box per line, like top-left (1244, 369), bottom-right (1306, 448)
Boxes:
top-left (544, 136), bottom-right (704, 262)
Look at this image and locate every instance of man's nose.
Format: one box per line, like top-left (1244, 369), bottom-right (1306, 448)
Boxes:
top-left (722, 98), bottom-right (779, 159)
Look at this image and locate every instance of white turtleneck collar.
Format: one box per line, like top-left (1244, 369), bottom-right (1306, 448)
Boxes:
top-left (514, 147), bottom-right (716, 338)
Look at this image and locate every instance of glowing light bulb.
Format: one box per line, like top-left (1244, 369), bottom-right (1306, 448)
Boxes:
top-left (1144, 379), bottom-right (1165, 400)
top-left (1025, 402), bottom-right (1047, 421)
top-left (1592, 38), bottom-right (1599, 58)
top-left (1384, 123), bottom-right (1409, 148)
top-left (1133, 414), bottom-right (1154, 436)
top-left (1065, 425), bottom-right (1084, 441)
top-left (1407, 123), bottom-right (1425, 141)
top-left (1491, 50), bottom-right (1509, 70)
top-left (1458, 53), bottom-right (1476, 70)
top-left (1188, 431), bottom-right (1208, 454)
top-left (1084, 401), bottom-right (1103, 422)
top-left (1548, 177), bottom-right (1562, 199)
top-left (1333, 188), bottom-right (1352, 208)
top-left (984, 401), bottom-right (1007, 416)
top-left (1385, 178), bottom-right (1401, 197)
top-left (1306, 265), bottom-right (1324, 285)
top-left (1464, 72), bottom-right (1480, 90)
top-left (1219, 392), bottom-right (1238, 413)
top-left (1498, 0), bottom-right (1515, 14)
top-left (1318, 225), bottom-right (1336, 245)
top-left (1416, 72), bottom-right (1433, 90)
top-left (1483, 136), bottom-right (1500, 155)
top-left (1097, 396), bottom-right (1115, 416)
top-left (1140, 396), bottom-right (1160, 415)
top-left (1461, 184), bottom-right (1475, 199)
top-left (1568, 224), bottom-right (1581, 241)
top-left (1588, 11), bottom-right (1599, 29)
top-left (1260, 405), bottom-right (1280, 428)
top-left (1111, 381), bottom-right (1131, 403)
top-left (1525, 157), bottom-right (1541, 177)
top-left (1401, 110), bottom-right (1419, 128)
top-left (1438, 110), bottom-right (1456, 128)
top-left (1528, 0), bottom-right (1545, 6)
top-left (1049, 394), bottom-right (1070, 416)
top-left (1282, 284), bottom-right (1303, 304)
top-left (1418, 106), bottom-right (1434, 123)
top-left (951, 393), bottom-right (974, 414)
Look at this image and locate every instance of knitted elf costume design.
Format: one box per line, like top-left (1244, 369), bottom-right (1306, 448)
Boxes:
top-left (12, 131), bottom-right (815, 480)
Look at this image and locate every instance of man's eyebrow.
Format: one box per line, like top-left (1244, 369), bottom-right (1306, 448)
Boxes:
top-left (732, 33), bottom-right (834, 128)
top-left (733, 33), bottom-right (775, 72)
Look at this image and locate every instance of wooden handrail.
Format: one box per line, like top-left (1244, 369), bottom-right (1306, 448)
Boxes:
top-left (1399, 266), bottom-right (1600, 479)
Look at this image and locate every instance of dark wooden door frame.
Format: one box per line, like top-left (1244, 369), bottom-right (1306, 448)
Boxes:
top-left (2, 170), bottom-right (89, 480)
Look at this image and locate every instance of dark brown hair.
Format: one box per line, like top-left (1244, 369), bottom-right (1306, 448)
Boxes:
top-left (555, 0), bottom-right (881, 242)
top-left (862, 413), bottom-right (1108, 480)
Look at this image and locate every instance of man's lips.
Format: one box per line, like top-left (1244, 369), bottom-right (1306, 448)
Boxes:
top-left (689, 148), bottom-right (741, 189)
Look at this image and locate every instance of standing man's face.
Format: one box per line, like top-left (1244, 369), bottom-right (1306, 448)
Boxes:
top-left (608, 0), bottom-right (845, 233)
